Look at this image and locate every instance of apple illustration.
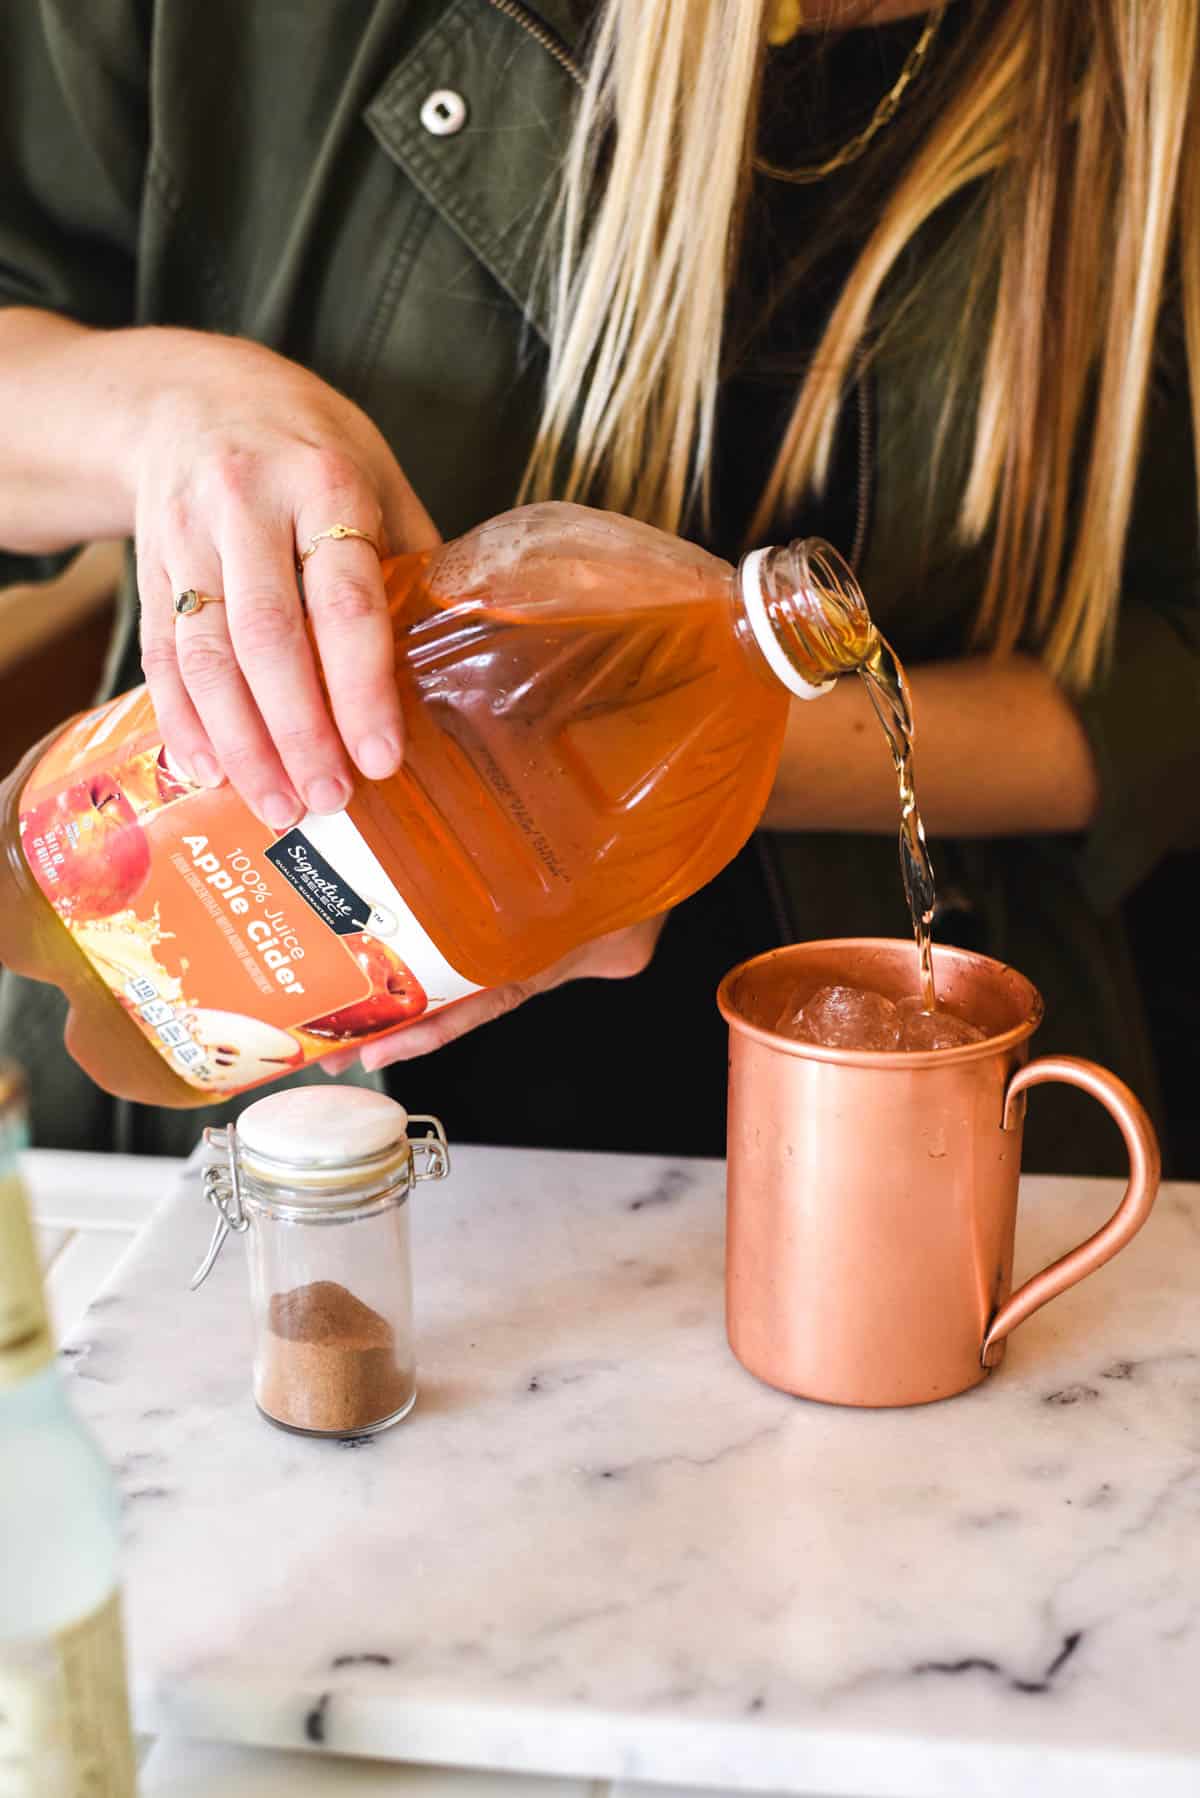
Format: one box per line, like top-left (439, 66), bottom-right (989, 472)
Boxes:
top-left (305, 934), bottom-right (428, 1039)
top-left (22, 775), bottom-right (151, 919)
top-left (181, 1009), bottom-right (305, 1090)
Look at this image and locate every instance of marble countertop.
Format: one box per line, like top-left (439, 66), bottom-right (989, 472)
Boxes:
top-left (61, 1147), bottom-right (1200, 1797)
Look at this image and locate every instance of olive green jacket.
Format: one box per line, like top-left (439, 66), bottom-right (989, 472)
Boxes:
top-left (1, 0), bottom-right (1197, 1169)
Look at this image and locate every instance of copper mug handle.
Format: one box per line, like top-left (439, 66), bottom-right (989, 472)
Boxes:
top-left (980, 1056), bottom-right (1161, 1367)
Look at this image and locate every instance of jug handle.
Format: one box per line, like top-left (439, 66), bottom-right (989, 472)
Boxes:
top-left (980, 1056), bottom-right (1160, 1368)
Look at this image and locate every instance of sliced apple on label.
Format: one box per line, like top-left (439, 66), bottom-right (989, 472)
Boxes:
top-left (180, 1008), bottom-right (303, 1089)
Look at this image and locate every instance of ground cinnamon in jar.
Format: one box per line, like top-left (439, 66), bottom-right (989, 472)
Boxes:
top-left (257, 1279), bottom-right (410, 1434)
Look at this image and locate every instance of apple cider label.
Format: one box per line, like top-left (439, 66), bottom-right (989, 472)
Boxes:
top-left (0, 1589), bottom-right (136, 1796)
top-left (18, 691), bottom-right (479, 1095)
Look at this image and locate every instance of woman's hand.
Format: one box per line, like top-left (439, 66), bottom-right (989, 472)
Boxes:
top-left (126, 330), bottom-right (440, 829)
top-left (319, 914), bottom-right (669, 1076)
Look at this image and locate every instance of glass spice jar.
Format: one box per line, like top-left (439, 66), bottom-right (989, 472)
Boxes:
top-left (191, 1088), bottom-right (449, 1437)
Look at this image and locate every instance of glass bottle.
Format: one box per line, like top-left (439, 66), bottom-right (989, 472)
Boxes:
top-left (0, 1063), bottom-right (137, 1794)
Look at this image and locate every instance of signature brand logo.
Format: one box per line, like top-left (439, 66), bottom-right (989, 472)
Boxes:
top-left (265, 830), bottom-right (372, 938)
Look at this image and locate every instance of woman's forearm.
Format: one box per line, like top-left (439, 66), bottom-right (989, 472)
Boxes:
top-left (763, 653), bottom-right (1101, 837)
top-left (0, 308), bottom-right (151, 552)
top-left (0, 329), bottom-right (1102, 843)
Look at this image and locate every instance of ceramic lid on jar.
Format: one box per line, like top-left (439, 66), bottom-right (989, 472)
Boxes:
top-left (236, 1087), bottom-right (410, 1172)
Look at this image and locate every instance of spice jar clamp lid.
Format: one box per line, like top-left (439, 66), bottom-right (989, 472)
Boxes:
top-left (190, 1086), bottom-right (450, 1289)
top-left (238, 1087), bottom-right (412, 1171)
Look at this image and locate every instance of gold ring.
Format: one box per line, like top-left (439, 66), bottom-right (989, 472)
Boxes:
top-left (174, 589), bottom-right (225, 618)
top-left (297, 524), bottom-right (382, 568)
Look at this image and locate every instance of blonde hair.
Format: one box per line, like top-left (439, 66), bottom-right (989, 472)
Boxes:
top-left (525, 0), bottom-right (1200, 689)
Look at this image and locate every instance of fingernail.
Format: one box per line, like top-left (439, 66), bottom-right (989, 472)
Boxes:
top-left (321, 1052), bottom-right (358, 1077)
top-left (261, 791), bottom-right (302, 833)
top-left (191, 751), bottom-right (224, 789)
top-left (306, 775), bottom-right (351, 815)
top-left (355, 732), bottom-right (401, 781)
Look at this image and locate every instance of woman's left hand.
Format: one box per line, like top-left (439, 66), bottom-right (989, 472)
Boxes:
top-left (319, 914), bottom-right (669, 1076)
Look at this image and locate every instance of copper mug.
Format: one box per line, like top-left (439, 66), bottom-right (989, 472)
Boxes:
top-left (716, 939), bottom-right (1161, 1407)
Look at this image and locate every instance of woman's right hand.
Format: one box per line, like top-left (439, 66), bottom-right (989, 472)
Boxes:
top-left (127, 329), bottom-right (440, 830)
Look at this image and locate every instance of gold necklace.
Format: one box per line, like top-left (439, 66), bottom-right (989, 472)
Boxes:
top-left (755, 5), bottom-right (947, 185)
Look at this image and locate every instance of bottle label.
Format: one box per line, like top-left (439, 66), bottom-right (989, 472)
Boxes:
top-left (18, 692), bottom-right (480, 1096)
top-left (0, 1589), bottom-right (136, 1796)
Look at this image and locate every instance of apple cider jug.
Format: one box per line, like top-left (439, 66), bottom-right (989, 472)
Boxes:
top-left (0, 503), bottom-right (876, 1108)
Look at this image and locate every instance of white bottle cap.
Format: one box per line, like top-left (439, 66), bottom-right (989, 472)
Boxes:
top-left (236, 1086), bottom-right (410, 1168)
top-left (740, 548), bottom-right (835, 701)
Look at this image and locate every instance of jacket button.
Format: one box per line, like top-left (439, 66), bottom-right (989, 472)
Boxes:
top-left (420, 89), bottom-right (468, 136)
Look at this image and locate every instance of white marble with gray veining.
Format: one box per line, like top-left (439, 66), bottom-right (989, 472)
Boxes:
top-left (61, 1146), bottom-right (1200, 1796)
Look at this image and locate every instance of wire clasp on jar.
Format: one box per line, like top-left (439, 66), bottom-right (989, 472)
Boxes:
top-left (407, 1114), bottom-right (450, 1183)
top-left (190, 1123), bottom-right (250, 1291)
top-left (188, 1113), bottom-right (451, 1292)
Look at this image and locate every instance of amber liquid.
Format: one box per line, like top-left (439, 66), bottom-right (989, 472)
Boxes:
top-left (0, 538), bottom-right (793, 1105)
top-left (858, 637), bottom-right (939, 1012)
top-left (353, 547), bottom-right (795, 982)
top-left (0, 515), bottom-right (937, 1103)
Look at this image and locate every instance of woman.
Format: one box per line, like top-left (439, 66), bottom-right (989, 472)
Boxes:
top-left (0, 0), bottom-right (1195, 1167)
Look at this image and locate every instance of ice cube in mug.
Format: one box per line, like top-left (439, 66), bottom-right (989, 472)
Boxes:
top-left (783, 984), bottom-right (904, 1050)
top-left (896, 995), bottom-right (987, 1051)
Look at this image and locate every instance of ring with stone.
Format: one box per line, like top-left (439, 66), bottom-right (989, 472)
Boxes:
top-left (174, 589), bottom-right (225, 618)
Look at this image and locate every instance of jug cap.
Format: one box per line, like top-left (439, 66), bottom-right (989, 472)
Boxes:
top-left (739, 548), bottom-right (835, 702)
